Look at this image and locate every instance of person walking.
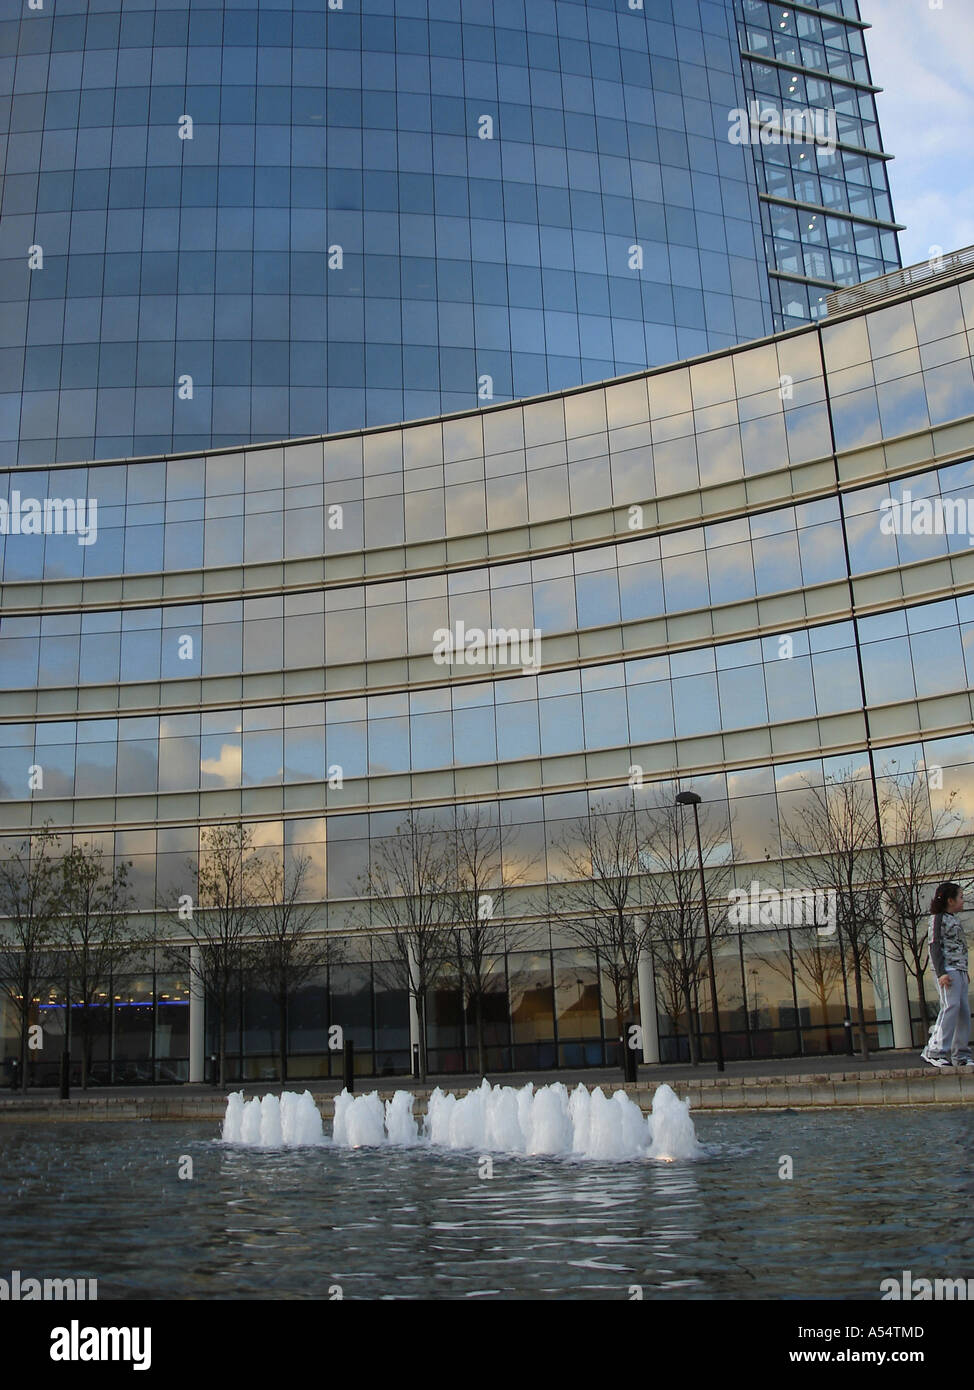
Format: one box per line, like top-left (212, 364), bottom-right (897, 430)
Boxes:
top-left (921, 882), bottom-right (971, 1068)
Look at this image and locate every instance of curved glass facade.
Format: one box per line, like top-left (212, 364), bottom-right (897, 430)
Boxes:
top-left (1, 264), bottom-right (973, 1077)
top-left (1, 0), bottom-right (954, 1084)
top-left (0, 0), bottom-right (897, 471)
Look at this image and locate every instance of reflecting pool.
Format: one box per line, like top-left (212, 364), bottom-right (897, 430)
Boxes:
top-left (0, 1106), bottom-right (969, 1300)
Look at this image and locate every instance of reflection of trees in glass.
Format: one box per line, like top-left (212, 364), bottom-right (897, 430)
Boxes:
top-left (507, 945), bottom-right (555, 1045)
top-left (552, 951), bottom-right (600, 1039)
top-left (549, 799), bottom-right (649, 1070)
top-left (755, 927), bottom-right (845, 1051)
top-left (779, 767), bottom-right (883, 1060)
top-left (641, 791), bottom-right (737, 1066)
top-left (170, 822), bottom-right (262, 1087)
top-left (0, 825), bottom-right (63, 1091)
top-left (449, 804), bottom-right (537, 1077)
top-left (58, 839), bottom-right (137, 1089)
top-left (357, 811), bottom-right (454, 1083)
top-left (248, 849), bottom-right (344, 1085)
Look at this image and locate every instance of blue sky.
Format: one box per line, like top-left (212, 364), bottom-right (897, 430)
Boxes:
top-left (858, 0), bottom-right (974, 266)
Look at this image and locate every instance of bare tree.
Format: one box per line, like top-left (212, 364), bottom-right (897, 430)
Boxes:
top-left (549, 799), bottom-right (649, 1073)
top-left (358, 812), bottom-right (454, 1082)
top-left (780, 769), bottom-right (883, 1059)
top-left (0, 826), bottom-right (64, 1091)
top-left (640, 790), bottom-right (737, 1065)
top-left (58, 841), bottom-right (137, 1088)
top-left (170, 823), bottom-right (262, 1087)
top-left (878, 764), bottom-right (970, 1042)
top-left (449, 804), bottom-right (536, 1077)
top-left (248, 851), bottom-right (344, 1085)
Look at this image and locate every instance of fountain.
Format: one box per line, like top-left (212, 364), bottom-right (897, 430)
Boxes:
top-left (222, 1089), bottom-right (324, 1147)
top-left (647, 1079), bottom-right (704, 1161)
top-left (222, 1080), bottom-right (702, 1160)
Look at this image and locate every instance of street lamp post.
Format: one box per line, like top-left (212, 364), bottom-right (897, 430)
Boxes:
top-left (675, 791), bottom-right (725, 1073)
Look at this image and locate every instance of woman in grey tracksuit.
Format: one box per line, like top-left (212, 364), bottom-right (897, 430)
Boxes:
top-left (921, 881), bottom-right (972, 1068)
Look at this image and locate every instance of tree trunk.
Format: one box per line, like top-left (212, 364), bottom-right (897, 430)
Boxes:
top-left (852, 950), bottom-right (870, 1060)
top-left (475, 992), bottom-right (486, 1078)
top-left (915, 965), bottom-right (930, 1046)
top-left (218, 993), bottom-right (227, 1088)
top-left (683, 985), bottom-right (698, 1064)
top-left (626, 977), bottom-right (638, 1072)
top-left (691, 974), bottom-right (705, 1063)
top-left (417, 990), bottom-right (428, 1083)
top-left (816, 983), bottom-right (833, 1052)
top-left (81, 1010), bottom-right (92, 1090)
top-left (278, 993), bottom-right (288, 1086)
top-left (19, 1010), bottom-right (29, 1093)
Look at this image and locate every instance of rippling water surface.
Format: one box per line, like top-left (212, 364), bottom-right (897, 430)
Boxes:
top-left (1, 1107), bottom-right (970, 1299)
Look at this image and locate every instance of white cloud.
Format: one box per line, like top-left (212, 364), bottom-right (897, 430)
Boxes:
top-left (859, 0), bottom-right (974, 264)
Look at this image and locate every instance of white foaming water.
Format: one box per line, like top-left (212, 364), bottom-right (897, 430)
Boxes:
top-left (332, 1090), bottom-right (386, 1147)
top-left (222, 1081), bottom-right (701, 1160)
top-left (384, 1089), bottom-right (421, 1145)
top-left (422, 1079), bottom-right (700, 1160)
top-left (648, 1082), bottom-right (704, 1161)
top-left (222, 1089), bottom-right (324, 1148)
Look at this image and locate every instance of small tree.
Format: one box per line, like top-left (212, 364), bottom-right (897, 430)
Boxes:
top-left (248, 851), bottom-right (344, 1084)
top-left (642, 791), bottom-right (736, 1065)
top-left (449, 805), bottom-right (535, 1077)
top-left (550, 800), bottom-right (649, 1073)
top-left (0, 826), bottom-right (64, 1091)
top-left (171, 823), bottom-right (262, 1087)
top-left (58, 841), bottom-right (137, 1088)
top-left (780, 768), bottom-right (883, 1060)
top-left (878, 764), bottom-right (970, 1042)
top-left (359, 812), bottom-right (454, 1082)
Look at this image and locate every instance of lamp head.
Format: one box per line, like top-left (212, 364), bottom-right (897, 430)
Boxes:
top-left (675, 791), bottom-right (701, 806)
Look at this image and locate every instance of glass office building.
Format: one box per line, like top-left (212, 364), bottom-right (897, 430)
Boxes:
top-left (5, 0), bottom-right (971, 1084)
top-left (0, 0), bottom-right (899, 467)
top-left (2, 250), bottom-right (973, 1079)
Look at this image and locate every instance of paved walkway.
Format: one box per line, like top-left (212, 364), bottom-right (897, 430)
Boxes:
top-left (3, 1051), bottom-right (970, 1114)
top-left (0, 1046), bottom-right (949, 1105)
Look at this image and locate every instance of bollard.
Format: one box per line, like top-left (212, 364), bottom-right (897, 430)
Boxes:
top-left (59, 1048), bottom-right (70, 1100)
top-left (343, 1038), bottom-right (355, 1093)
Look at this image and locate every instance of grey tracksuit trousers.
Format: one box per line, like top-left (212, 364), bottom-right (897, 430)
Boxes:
top-left (926, 969), bottom-right (972, 1063)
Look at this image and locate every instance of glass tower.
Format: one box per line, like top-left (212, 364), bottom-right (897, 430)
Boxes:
top-left (0, 0), bottom-right (898, 469)
top-left (735, 0), bottom-right (901, 328)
